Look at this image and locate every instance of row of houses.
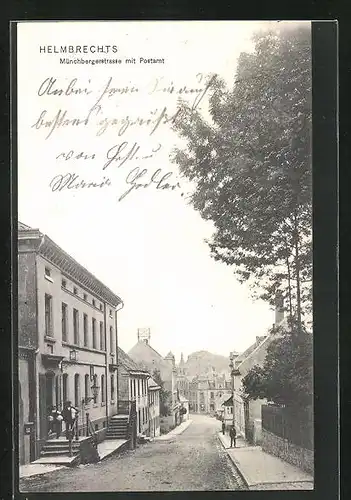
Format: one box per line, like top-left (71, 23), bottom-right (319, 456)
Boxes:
top-left (222, 304), bottom-right (286, 442)
top-left (127, 329), bottom-right (189, 432)
top-left (18, 222), bottom-right (162, 466)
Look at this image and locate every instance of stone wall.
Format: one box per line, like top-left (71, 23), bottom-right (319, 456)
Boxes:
top-left (262, 429), bottom-right (314, 474)
top-left (160, 415), bottom-right (175, 434)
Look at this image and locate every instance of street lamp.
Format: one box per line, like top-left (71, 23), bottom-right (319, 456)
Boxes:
top-left (229, 352), bottom-right (240, 430)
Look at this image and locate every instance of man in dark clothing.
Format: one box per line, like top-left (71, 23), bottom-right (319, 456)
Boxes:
top-left (62, 401), bottom-right (79, 440)
top-left (222, 421), bottom-right (226, 435)
top-left (229, 425), bottom-right (237, 447)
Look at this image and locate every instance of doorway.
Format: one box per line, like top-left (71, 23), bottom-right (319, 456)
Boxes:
top-left (39, 371), bottom-right (55, 439)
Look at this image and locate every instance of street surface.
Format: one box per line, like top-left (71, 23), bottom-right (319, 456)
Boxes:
top-left (20, 414), bottom-right (246, 492)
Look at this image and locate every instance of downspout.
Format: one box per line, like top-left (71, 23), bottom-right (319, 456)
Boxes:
top-left (115, 301), bottom-right (124, 414)
top-left (32, 247), bottom-right (40, 460)
top-left (103, 303), bottom-right (108, 424)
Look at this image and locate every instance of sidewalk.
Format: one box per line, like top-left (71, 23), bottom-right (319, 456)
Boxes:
top-left (154, 418), bottom-right (193, 441)
top-left (97, 439), bottom-right (128, 460)
top-left (20, 463), bottom-right (65, 479)
top-left (217, 432), bottom-right (314, 490)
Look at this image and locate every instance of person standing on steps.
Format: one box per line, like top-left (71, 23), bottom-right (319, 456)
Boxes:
top-left (229, 425), bottom-right (237, 448)
top-left (62, 401), bottom-right (79, 440)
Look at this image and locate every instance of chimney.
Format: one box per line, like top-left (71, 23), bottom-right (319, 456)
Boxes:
top-left (274, 291), bottom-right (284, 326)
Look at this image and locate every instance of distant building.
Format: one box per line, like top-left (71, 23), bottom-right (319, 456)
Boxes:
top-left (226, 296), bottom-right (287, 444)
top-left (18, 222), bottom-right (122, 464)
top-left (176, 352), bottom-right (190, 401)
top-left (128, 331), bottom-right (180, 430)
top-left (117, 347), bottom-right (150, 436)
top-left (189, 372), bottom-right (232, 415)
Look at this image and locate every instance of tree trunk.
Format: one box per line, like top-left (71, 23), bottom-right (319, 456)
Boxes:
top-left (293, 213), bottom-right (302, 333)
top-left (284, 239), bottom-right (294, 324)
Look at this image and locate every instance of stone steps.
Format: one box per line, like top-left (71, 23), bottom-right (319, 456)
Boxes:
top-left (40, 449), bottom-right (80, 457)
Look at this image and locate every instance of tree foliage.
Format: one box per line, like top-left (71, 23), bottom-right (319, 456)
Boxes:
top-left (172, 25), bottom-right (312, 329)
top-left (241, 325), bottom-right (313, 407)
top-left (152, 369), bottom-right (171, 417)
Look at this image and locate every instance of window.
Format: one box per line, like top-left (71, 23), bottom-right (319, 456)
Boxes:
top-left (73, 287), bottom-right (78, 295)
top-left (111, 374), bottom-right (115, 400)
top-left (210, 392), bottom-right (214, 399)
top-left (109, 326), bottom-right (114, 353)
top-left (109, 309), bottom-right (113, 319)
top-left (99, 303), bottom-right (103, 311)
top-left (73, 309), bottom-right (79, 345)
top-left (92, 299), bottom-right (96, 307)
top-left (138, 410), bottom-right (141, 433)
top-left (93, 374), bottom-right (98, 403)
top-left (62, 303), bottom-right (68, 342)
top-left (101, 374), bottom-right (105, 403)
top-left (83, 293), bottom-right (87, 301)
top-left (100, 321), bottom-right (104, 350)
top-left (92, 318), bottom-right (97, 348)
top-left (83, 314), bottom-right (88, 346)
top-left (44, 294), bottom-right (53, 337)
top-left (133, 379), bottom-right (136, 399)
top-left (55, 376), bottom-right (60, 408)
top-left (62, 374), bottom-right (68, 403)
top-left (62, 279), bottom-right (67, 288)
top-left (45, 267), bottom-right (51, 277)
top-left (74, 374), bottom-right (80, 408)
top-left (84, 374), bottom-right (89, 402)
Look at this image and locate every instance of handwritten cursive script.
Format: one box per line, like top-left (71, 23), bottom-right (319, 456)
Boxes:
top-left (103, 142), bottom-right (162, 170)
top-left (49, 173), bottom-right (111, 192)
top-left (118, 167), bottom-right (181, 202)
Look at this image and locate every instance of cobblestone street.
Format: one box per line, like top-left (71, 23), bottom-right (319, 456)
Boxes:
top-left (20, 414), bottom-right (246, 492)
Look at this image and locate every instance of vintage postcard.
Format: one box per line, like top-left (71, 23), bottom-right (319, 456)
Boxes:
top-left (15, 20), bottom-right (316, 492)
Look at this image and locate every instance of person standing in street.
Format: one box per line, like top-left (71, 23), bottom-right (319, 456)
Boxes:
top-left (229, 425), bottom-right (237, 447)
top-left (222, 420), bottom-right (226, 435)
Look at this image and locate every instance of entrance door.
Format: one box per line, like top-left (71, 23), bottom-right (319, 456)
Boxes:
top-left (39, 372), bottom-right (54, 439)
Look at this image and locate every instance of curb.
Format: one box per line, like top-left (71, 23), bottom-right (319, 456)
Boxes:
top-left (154, 419), bottom-right (193, 441)
top-left (217, 433), bottom-right (249, 490)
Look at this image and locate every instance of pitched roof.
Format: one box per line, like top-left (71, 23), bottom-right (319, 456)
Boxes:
top-left (222, 395), bottom-right (233, 406)
top-left (118, 347), bottom-right (149, 375)
top-left (18, 221), bottom-right (34, 231)
top-left (128, 341), bottom-right (172, 374)
top-left (235, 336), bottom-right (267, 365)
top-left (148, 377), bottom-right (161, 390)
top-left (129, 340), bottom-right (164, 362)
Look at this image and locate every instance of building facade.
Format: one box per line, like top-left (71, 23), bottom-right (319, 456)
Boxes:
top-left (148, 378), bottom-right (161, 437)
top-left (128, 330), bottom-right (180, 430)
top-left (117, 347), bottom-right (151, 437)
top-left (187, 372), bottom-right (231, 415)
top-left (18, 223), bottom-right (122, 464)
top-left (225, 299), bottom-right (287, 444)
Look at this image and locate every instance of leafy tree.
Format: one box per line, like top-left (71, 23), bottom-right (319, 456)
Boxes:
top-left (172, 25), bottom-right (312, 331)
top-left (241, 324), bottom-right (313, 408)
top-left (152, 369), bottom-right (171, 417)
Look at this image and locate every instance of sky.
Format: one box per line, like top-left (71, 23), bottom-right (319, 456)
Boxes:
top-left (17, 21), bottom-right (305, 361)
